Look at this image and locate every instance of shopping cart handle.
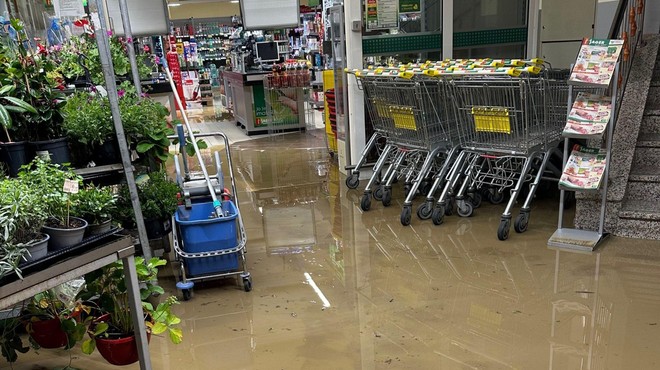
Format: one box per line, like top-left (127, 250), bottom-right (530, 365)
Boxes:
top-left (525, 66), bottom-right (542, 75)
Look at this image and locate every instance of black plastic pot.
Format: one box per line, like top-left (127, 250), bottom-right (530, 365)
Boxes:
top-left (30, 137), bottom-right (71, 164)
top-left (92, 138), bottom-right (121, 165)
top-left (0, 141), bottom-right (31, 177)
top-left (145, 218), bottom-right (172, 239)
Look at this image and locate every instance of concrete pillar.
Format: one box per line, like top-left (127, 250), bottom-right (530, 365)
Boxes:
top-left (527, 0), bottom-right (541, 58)
top-left (442, 0), bottom-right (453, 59)
top-left (344, 0), bottom-right (365, 167)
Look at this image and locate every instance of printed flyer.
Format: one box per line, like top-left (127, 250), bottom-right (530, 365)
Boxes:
top-left (569, 38), bottom-right (624, 87)
top-left (559, 145), bottom-right (607, 191)
top-left (562, 93), bottom-right (613, 138)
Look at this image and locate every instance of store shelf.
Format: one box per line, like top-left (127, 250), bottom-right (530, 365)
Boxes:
top-left (0, 234), bottom-right (152, 369)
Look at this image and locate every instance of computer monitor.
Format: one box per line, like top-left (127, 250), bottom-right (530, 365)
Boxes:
top-left (255, 41), bottom-right (280, 63)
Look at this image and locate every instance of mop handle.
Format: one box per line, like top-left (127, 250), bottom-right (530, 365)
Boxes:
top-left (160, 57), bottom-right (224, 218)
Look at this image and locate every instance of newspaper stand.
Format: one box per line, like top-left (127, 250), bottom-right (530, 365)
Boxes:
top-left (548, 38), bottom-right (623, 252)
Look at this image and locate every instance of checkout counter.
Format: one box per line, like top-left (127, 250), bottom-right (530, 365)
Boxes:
top-left (222, 70), bottom-right (307, 136)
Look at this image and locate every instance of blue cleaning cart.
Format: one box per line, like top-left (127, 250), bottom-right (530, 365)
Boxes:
top-left (171, 128), bottom-right (251, 300)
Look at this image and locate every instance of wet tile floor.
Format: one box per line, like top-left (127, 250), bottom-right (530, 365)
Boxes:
top-left (11, 130), bottom-right (660, 370)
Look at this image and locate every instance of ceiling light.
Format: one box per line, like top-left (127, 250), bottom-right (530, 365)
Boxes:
top-left (168, 3), bottom-right (181, 7)
top-left (230, 0), bottom-right (239, 3)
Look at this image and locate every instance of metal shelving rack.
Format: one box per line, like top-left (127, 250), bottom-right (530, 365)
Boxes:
top-left (0, 237), bottom-right (151, 368)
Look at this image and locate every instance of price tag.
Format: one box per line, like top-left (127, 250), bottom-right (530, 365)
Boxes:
top-left (63, 179), bottom-right (79, 194)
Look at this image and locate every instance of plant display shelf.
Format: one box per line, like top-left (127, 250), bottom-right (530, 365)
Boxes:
top-left (0, 235), bottom-right (152, 370)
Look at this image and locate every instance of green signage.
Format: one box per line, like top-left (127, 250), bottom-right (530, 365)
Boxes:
top-left (399, 0), bottom-right (420, 13)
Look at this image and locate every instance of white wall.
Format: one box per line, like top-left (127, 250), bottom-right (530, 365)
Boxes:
top-left (645, 0), bottom-right (660, 34)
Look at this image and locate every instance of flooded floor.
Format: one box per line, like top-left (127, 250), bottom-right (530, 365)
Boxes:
top-left (12, 130), bottom-right (660, 370)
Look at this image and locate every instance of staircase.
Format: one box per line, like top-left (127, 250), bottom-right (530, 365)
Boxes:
top-left (617, 53), bottom-right (660, 239)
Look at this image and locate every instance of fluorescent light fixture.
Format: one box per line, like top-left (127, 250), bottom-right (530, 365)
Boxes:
top-left (230, 0), bottom-right (239, 3)
top-left (168, 3), bottom-right (181, 6)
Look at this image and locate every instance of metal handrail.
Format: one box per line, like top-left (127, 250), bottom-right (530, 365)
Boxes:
top-left (607, 0), bottom-right (646, 118)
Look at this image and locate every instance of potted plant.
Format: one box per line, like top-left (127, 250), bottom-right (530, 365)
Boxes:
top-left (80, 257), bottom-right (182, 366)
top-left (61, 90), bottom-right (118, 167)
top-left (0, 89), bottom-right (38, 177)
top-left (0, 317), bottom-right (29, 364)
top-left (53, 32), bottom-right (151, 86)
top-left (114, 171), bottom-right (180, 239)
top-left (18, 158), bottom-right (87, 251)
top-left (0, 19), bottom-right (69, 164)
top-left (22, 289), bottom-right (88, 351)
top-left (61, 82), bottom-right (173, 169)
top-left (72, 184), bottom-right (117, 236)
top-left (0, 177), bottom-right (49, 265)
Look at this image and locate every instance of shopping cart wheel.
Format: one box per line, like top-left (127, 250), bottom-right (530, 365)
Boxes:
top-left (400, 206), bottom-right (412, 226)
top-left (360, 194), bottom-right (372, 211)
top-left (432, 205), bottom-right (445, 225)
top-left (417, 201), bottom-right (433, 220)
top-left (468, 192), bottom-right (482, 209)
top-left (382, 188), bottom-right (392, 207)
top-left (488, 190), bottom-right (505, 205)
top-left (457, 200), bottom-right (474, 218)
top-left (514, 212), bottom-right (529, 233)
top-left (346, 174), bottom-right (360, 189)
top-left (373, 186), bottom-right (384, 201)
top-left (497, 219), bottom-right (511, 241)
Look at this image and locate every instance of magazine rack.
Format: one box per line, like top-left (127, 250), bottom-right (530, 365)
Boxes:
top-left (548, 38), bottom-right (623, 252)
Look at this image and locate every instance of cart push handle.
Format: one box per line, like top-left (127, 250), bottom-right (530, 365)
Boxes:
top-left (160, 56), bottom-right (224, 218)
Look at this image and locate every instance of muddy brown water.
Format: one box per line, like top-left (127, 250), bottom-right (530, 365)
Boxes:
top-left (12, 131), bottom-right (660, 369)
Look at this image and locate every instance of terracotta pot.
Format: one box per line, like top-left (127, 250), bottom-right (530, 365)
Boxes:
top-left (26, 317), bottom-right (67, 349)
top-left (96, 332), bottom-right (152, 366)
top-left (93, 314), bottom-right (152, 366)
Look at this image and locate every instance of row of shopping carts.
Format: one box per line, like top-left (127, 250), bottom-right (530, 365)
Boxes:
top-left (345, 59), bottom-right (595, 240)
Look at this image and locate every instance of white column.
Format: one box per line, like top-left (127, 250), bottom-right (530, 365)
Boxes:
top-left (442, 0), bottom-right (453, 59)
top-left (345, 0), bottom-right (365, 167)
top-left (527, 0), bottom-right (541, 58)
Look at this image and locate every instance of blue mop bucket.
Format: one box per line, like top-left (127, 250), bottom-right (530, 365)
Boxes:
top-left (175, 201), bottom-right (239, 276)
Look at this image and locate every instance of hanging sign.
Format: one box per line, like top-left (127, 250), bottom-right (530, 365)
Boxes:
top-left (366, 0), bottom-right (379, 30)
top-left (399, 0), bottom-right (421, 13)
top-left (366, 0), bottom-right (399, 31)
top-left (53, 0), bottom-right (85, 17)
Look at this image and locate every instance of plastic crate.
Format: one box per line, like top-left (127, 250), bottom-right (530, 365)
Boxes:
top-left (175, 201), bottom-right (239, 276)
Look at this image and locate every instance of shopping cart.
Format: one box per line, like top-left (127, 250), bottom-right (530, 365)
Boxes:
top-left (344, 70), bottom-right (398, 190)
top-left (349, 69), bottom-right (460, 225)
top-left (171, 126), bottom-right (251, 300)
top-left (429, 69), bottom-right (566, 240)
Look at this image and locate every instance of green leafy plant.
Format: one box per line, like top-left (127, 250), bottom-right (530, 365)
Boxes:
top-left (53, 33), bottom-right (151, 85)
top-left (23, 289), bottom-right (90, 350)
top-left (0, 87), bottom-right (37, 142)
top-left (71, 185), bottom-right (116, 225)
top-left (170, 122), bottom-right (209, 157)
top-left (18, 158), bottom-right (83, 228)
top-left (61, 90), bottom-right (114, 146)
top-left (61, 82), bottom-right (172, 169)
top-left (0, 317), bottom-right (29, 364)
top-left (0, 19), bottom-right (66, 142)
top-left (113, 171), bottom-right (180, 227)
top-left (0, 177), bottom-right (48, 279)
top-left (79, 256), bottom-right (182, 356)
